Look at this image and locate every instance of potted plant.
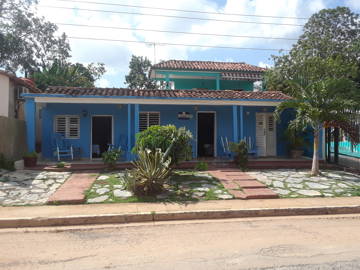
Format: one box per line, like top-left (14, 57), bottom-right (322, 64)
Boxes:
top-left (229, 140), bottom-right (248, 171)
top-left (23, 152), bottom-right (38, 167)
top-left (284, 129), bottom-right (307, 159)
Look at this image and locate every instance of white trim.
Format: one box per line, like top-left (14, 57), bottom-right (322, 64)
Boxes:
top-left (139, 111), bottom-right (161, 132)
top-left (54, 115), bottom-right (80, 139)
top-left (90, 115), bottom-right (114, 160)
top-left (34, 97), bottom-right (282, 107)
top-left (196, 111), bottom-right (217, 158)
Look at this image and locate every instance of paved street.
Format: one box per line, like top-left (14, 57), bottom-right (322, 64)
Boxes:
top-left (1, 215), bottom-right (360, 269)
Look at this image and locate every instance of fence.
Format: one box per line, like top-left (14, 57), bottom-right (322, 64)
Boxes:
top-left (330, 141), bottom-right (360, 158)
top-left (0, 116), bottom-right (28, 161)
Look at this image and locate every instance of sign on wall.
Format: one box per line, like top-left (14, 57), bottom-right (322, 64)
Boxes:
top-left (178, 112), bottom-right (193, 120)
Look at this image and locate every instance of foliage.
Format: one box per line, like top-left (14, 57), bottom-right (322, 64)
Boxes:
top-left (275, 63), bottom-right (357, 175)
top-left (56, 161), bottom-right (66, 168)
top-left (229, 140), bottom-right (248, 172)
top-left (102, 149), bottom-right (122, 169)
top-left (133, 125), bottom-right (193, 165)
top-left (31, 60), bottom-right (106, 90)
top-left (23, 151), bottom-right (37, 158)
top-left (195, 162), bottom-right (208, 171)
top-left (123, 148), bottom-right (172, 196)
top-left (125, 55), bottom-right (157, 89)
top-left (0, 0), bottom-right (70, 74)
top-left (0, 153), bottom-right (15, 171)
top-left (283, 128), bottom-right (308, 151)
top-left (265, 7), bottom-right (360, 104)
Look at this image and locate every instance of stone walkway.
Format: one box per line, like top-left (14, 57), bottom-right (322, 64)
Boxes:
top-left (0, 169), bottom-right (71, 206)
top-left (48, 172), bottom-right (98, 204)
top-left (248, 169), bottom-right (360, 198)
top-left (209, 169), bottom-right (279, 199)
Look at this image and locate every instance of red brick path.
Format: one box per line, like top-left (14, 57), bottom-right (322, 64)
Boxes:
top-left (208, 169), bottom-right (278, 199)
top-left (47, 172), bottom-right (98, 204)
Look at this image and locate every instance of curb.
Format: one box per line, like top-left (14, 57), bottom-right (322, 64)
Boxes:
top-left (1, 205), bottom-right (360, 228)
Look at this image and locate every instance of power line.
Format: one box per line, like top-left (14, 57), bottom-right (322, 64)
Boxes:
top-left (52, 0), bottom-right (309, 20)
top-left (57, 22), bottom-right (299, 41)
top-left (66, 36), bottom-right (290, 51)
top-left (39, 5), bottom-right (305, 27)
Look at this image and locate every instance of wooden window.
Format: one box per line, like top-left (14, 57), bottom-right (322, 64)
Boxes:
top-left (139, 112), bottom-right (160, 132)
top-left (55, 115), bottom-right (80, 139)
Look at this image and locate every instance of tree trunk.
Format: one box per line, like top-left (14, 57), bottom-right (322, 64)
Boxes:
top-left (311, 129), bottom-right (320, 176)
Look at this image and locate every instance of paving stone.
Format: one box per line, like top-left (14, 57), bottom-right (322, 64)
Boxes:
top-left (88, 195), bottom-right (109, 203)
top-left (192, 191), bottom-right (205, 197)
top-left (96, 188), bottom-right (110, 195)
top-left (113, 190), bottom-right (132, 198)
top-left (217, 194), bottom-right (233, 199)
top-left (273, 181), bottom-right (285, 188)
top-left (113, 185), bottom-right (125, 189)
top-left (98, 175), bottom-right (109, 180)
top-left (194, 187), bottom-right (210, 192)
top-left (306, 182), bottom-right (329, 189)
top-left (287, 183), bottom-right (303, 189)
top-left (297, 190), bottom-right (321, 196)
top-left (273, 188), bottom-right (291, 195)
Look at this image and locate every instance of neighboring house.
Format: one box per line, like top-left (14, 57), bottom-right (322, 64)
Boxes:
top-left (0, 70), bottom-right (41, 160)
top-left (22, 60), bottom-right (323, 161)
top-left (0, 70), bottom-right (40, 120)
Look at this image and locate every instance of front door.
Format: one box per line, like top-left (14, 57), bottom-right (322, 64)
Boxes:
top-left (92, 116), bottom-right (112, 158)
top-left (197, 112), bottom-right (215, 157)
top-left (256, 113), bottom-right (276, 157)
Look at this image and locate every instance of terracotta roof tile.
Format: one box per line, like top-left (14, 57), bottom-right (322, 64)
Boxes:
top-left (44, 86), bottom-right (290, 101)
top-left (152, 60), bottom-right (266, 73)
top-left (0, 70), bottom-right (41, 93)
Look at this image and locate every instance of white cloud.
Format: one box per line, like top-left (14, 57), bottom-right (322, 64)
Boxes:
top-left (36, 0), bottom-right (336, 87)
top-left (258, 61), bottom-right (272, 68)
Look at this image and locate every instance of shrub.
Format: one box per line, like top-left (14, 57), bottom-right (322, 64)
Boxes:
top-left (133, 125), bottom-right (193, 165)
top-left (23, 152), bottom-right (37, 158)
top-left (123, 148), bottom-right (172, 196)
top-left (102, 149), bottom-right (122, 169)
top-left (195, 161), bottom-right (208, 171)
top-left (56, 161), bottom-right (66, 168)
top-left (229, 140), bottom-right (248, 172)
top-left (0, 153), bottom-right (15, 171)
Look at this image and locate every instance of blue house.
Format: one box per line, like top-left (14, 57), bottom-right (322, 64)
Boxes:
top-left (22, 60), bottom-right (319, 161)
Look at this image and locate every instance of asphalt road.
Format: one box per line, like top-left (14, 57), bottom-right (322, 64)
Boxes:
top-left (1, 215), bottom-right (360, 270)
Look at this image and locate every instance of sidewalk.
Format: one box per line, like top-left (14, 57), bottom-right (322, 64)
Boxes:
top-left (1, 197), bottom-right (360, 228)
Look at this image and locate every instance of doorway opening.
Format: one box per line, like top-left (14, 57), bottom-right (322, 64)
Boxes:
top-left (92, 116), bottom-right (112, 158)
top-left (197, 112), bottom-right (215, 157)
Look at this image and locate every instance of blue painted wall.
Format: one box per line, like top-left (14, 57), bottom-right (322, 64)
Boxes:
top-left (41, 103), bottom-right (301, 160)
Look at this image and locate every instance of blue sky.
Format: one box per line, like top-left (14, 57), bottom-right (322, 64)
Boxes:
top-left (37, 0), bottom-right (360, 88)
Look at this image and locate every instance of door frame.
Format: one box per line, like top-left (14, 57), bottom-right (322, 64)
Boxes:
top-left (255, 112), bottom-right (277, 157)
top-left (196, 111), bottom-right (217, 158)
top-left (90, 115), bottom-right (114, 160)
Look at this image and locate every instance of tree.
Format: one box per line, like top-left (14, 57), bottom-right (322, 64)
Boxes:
top-left (265, 7), bottom-right (360, 175)
top-left (31, 60), bottom-right (106, 90)
top-left (275, 57), bottom-right (358, 175)
top-left (265, 7), bottom-right (360, 98)
top-left (125, 55), bottom-right (156, 89)
top-left (0, 0), bottom-right (70, 74)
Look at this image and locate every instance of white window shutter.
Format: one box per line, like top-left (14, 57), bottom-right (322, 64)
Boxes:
top-left (139, 112), bottom-right (160, 131)
top-left (55, 116), bottom-right (66, 136)
top-left (54, 115), bottom-right (80, 139)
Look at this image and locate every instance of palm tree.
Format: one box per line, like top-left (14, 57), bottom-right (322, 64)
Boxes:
top-left (275, 77), bottom-right (357, 176)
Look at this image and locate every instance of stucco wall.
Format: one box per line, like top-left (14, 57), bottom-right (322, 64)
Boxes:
top-left (0, 74), bottom-right (10, 117)
top-left (40, 103), bottom-right (296, 160)
top-left (0, 116), bottom-right (27, 160)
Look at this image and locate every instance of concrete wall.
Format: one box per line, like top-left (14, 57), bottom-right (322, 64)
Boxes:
top-left (0, 74), bottom-right (10, 117)
top-left (0, 116), bottom-right (27, 160)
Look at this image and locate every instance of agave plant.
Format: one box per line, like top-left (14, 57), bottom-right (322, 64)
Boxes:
top-left (124, 148), bottom-right (172, 196)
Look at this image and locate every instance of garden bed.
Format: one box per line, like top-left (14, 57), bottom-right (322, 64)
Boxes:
top-left (85, 170), bottom-right (233, 203)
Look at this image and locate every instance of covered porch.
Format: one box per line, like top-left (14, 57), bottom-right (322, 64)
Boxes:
top-left (22, 88), bottom-right (298, 163)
